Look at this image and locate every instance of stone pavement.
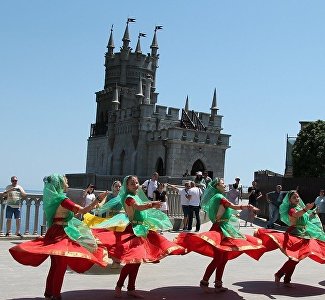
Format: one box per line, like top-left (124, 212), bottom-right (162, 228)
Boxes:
top-left (0, 218), bottom-right (324, 300)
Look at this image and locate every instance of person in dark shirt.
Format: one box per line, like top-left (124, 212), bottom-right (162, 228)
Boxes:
top-left (266, 185), bottom-right (286, 228)
top-left (246, 181), bottom-right (262, 226)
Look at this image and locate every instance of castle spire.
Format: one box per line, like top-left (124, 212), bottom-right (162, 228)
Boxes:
top-left (210, 88), bottom-right (219, 119)
top-left (135, 32), bottom-right (146, 54)
top-left (122, 18), bottom-right (136, 50)
top-left (151, 25), bottom-right (162, 57)
top-left (106, 25), bottom-right (115, 57)
top-left (185, 95), bottom-right (189, 112)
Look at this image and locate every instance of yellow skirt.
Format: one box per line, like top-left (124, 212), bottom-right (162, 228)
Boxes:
top-left (83, 213), bottom-right (127, 232)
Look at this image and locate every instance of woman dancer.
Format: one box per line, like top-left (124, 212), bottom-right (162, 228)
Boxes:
top-left (9, 173), bottom-right (109, 300)
top-left (92, 175), bottom-right (185, 298)
top-left (175, 178), bottom-right (264, 292)
top-left (255, 190), bottom-right (325, 286)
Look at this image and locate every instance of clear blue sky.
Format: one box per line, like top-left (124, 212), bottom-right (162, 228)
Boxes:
top-left (1, 0), bottom-right (324, 190)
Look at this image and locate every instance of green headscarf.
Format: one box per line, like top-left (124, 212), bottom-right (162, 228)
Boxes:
top-left (280, 190), bottom-right (325, 241)
top-left (200, 178), bottom-right (243, 239)
top-left (93, 175), bottom-right (172, 237)
top-left (43, 173), bottom-right (98, 252)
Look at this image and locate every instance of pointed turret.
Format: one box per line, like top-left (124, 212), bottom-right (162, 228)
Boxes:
top-left (210, 88), bottom-right (219, 119)
top-left (135, 32), bottom-right (146, 55)
top-left (151, 25), bottom-right (162, 57)
top-left (112, 84), bottom-right (120, 110)
top-left (106, 25), bottom-right (115, 58)
top-left (185, 95), bottom-right (189, 112)
top-left (122, 18), bottom-right (136, 50)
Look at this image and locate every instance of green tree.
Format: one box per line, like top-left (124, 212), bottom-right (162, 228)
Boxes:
top-left (292, 120), bottom-right (325, 177)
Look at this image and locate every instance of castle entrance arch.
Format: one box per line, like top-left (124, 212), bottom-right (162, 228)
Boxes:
top-left (155, 157), bottom-right (165, 176)
top-left (191, 159), bottom-right (205, 175)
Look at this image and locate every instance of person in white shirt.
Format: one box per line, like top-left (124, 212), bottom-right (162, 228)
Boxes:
top-left (82, 184), bottom-right (96, 207)
top-left (188, 181), bottom-right (203, 232)
top-left (3, 176), bottom-right (26, 237)
top-left (167, 181), bottom-right (191, 230)
top-left (142, 172), bottom-right (159, 200)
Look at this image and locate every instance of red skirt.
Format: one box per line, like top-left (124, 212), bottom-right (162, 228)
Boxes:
top-left (175, 223), bottom-right (265, 260)
top-left (93, 224), bottom-right (185, 264)
top-left (9, 224), bottom-right (108, 273)
top-left (255, 228), bottom-right (325, 263)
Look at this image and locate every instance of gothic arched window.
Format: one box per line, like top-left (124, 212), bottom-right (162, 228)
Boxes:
top-left (191, 159), bottom-right (205, 175)
top-left (155, 157), bottom-right (165, 176)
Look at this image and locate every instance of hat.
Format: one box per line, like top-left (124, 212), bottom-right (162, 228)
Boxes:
top-left (196, 171), bottom-right (202, 176)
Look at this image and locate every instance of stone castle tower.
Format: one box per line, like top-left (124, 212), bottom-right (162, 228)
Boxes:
top-left (86, 19), bottom-right (231, 179)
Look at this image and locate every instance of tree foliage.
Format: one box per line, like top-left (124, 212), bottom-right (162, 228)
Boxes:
top-left (292, 120), bottom-right (325, 177)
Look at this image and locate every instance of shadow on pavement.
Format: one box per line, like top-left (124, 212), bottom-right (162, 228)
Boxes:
top-left (7, 286), bottom-right (244, 300)
top-left (234, 281), bottom-right (325, 298)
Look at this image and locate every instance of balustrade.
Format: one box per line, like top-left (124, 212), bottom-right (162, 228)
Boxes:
top-left (0, 188), bottom-right (206, 237)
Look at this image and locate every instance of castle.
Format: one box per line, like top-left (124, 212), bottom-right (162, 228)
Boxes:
top-left (85, 19), bottom-right (231, 180)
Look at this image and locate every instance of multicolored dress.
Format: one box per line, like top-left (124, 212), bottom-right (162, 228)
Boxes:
top-left (9, 175), bottom-right (108, 272)
top-left (255, 193), bottom-right (325, 263)
top-left (175, 183), bottom-right (264, 260)
top-left (92, 189), bottom-right (185, 264)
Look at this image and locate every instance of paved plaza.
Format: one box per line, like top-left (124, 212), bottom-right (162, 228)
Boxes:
top-left (0, 217), bottom-right (324, 300)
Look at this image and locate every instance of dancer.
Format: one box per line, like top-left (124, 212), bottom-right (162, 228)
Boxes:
top-left (175, 178), bottom-right (264, 293)
top-left (92, 175), bottom-right (185, 298)
top-left (9, 173), bottom-right (109, 300)
top-left (255, 190), bottom-right (325, 286)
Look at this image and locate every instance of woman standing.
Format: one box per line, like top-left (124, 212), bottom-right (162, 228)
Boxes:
top-left (175, 178), bottom-right (264, 292)
top-left (255, 190), bottom-right (325, 286)
top-left (9, 173), bottom-right (109, 300)
top-left (153, 182), bottom-right (168, 215)
top-left (93, 175), bottom-right (185, 298)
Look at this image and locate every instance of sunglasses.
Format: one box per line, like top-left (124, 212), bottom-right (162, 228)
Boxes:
top-left (12, 180), bottom-right (18, 182)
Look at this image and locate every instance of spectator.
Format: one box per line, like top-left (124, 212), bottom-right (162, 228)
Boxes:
top-left (235, 177), bottom-right (243, 201)
top-left (266, 185), bottom-right (286, 229)
top-left (142, 172), bottom-right (159, 200)
top-left (227, 183), bottom-right (240, 205)
top-left (153, 183), bottom-right (168, 215)
top-left (182, 169), bottom-right (190, 177)
top-left (188, 181), bottom-right (202, 232)
top-left (82, 184), bottom-right (96, 207)
top-left (315, 189), bottom-right (325, 230)
top-left (3, 176), bottom-right (26, 237)
top-left (203, 171), bottom-right (212, 186)
top-left (246, 181), bottom-right (262, 226)
top-left (194, 171), bottom-right (206, 192)
top-left (167, 182), bottom-right (192, 230)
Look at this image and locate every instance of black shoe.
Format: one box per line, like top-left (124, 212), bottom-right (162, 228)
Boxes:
top-left (16, 233), bottom-right (23, 238)
top-left (5, 233), bottom-right (10, 237)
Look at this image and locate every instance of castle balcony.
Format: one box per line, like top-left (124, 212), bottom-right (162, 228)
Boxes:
top-left (90, 122), bottom-right (107, 137)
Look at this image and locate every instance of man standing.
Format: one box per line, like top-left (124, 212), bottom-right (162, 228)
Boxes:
top-left (187, 181), bottom-right (202, 232)
top-left (245, 180), bottom-right (262, 226)
top-left (266, 184), bottom-right (286, 229)
top-left (203, 171), bottom-right (212, 186)
top-left (142, 172), bottom-right (159, 200)
top-left (167, 181), bottom-right (192, 230)
top-left (235, 177), bottom-right (243, 201)
top-left (3, 176), bottom-right (26, 237)
top-left (194, 171), bottom-right (206, 192)
top-left (315, 189), bottom-right (325, 231)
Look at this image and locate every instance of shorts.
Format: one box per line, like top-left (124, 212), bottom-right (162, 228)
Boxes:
top-left (6, 206), bottom-right (21, 219)
top-left (182, 205), bottom-right (190, 217)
